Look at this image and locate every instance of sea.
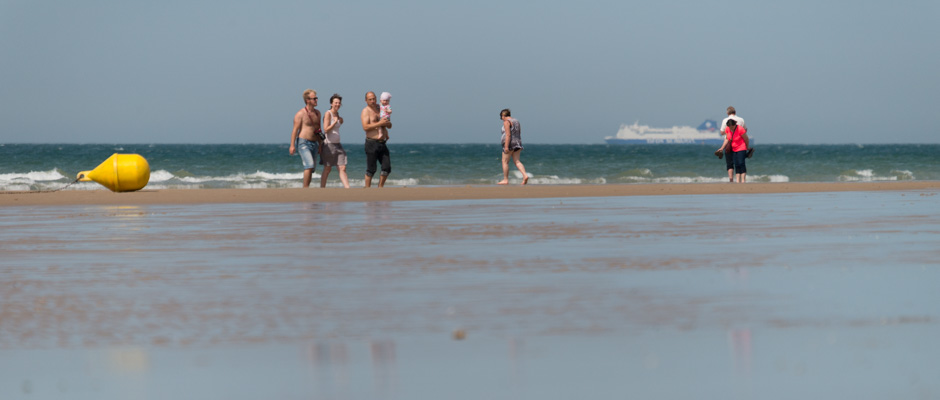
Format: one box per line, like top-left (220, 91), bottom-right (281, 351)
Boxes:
top-left (1, 143), bottom-right (938, 191)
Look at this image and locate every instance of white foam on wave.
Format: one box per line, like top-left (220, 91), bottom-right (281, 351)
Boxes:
top-left (618, 175), bottom-right (726, 183)
top-left (624, 168), bottom-right (654, 177)
top-left (894, 170), bottom-right (914, 180)
top-left (839, 169), bottom-right (912, 182)
top-left (144, 170), bottom-right (305, 184)
top-left (843, 175), bottom-right (895, 182)
top-left (246, 171), bottom-right (301, 180)
top-left (232, 182), bottom-right (281, 189)
top-left (626, 174), bottom-right (790, 184)
top-left (179, 176), bottom-right (222, 183)
top-left (528, 175), bottom-right (584, 185)
top-left (148, 170), bottom-right (176, 182)
top-left (506, 171), bottom-right (602, 185)
top-left (652, 176), bottom-right (727, 184)
top-left (103, 170), bottom-right (306, 190)
top-left (0, 170), bottom-right (70, 190)
top-left (749, 174), bottom-right (790, 183)
top-left (0, 169), bottom-right (66, 182)
top-left (388, 178), bottom-right (420, 186)
top-left (177, 171), bottom-right (304, 183)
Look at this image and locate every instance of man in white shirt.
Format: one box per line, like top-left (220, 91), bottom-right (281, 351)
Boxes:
top-left (719, 106), bottom-right (747, 182)
top-left (721, 106), bottom-right (746, 132)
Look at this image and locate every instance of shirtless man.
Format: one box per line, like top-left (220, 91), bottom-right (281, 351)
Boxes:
top-left (289, 89), bottom-right (324, 188)
top-left (361, 91), bottom-right (392, 188)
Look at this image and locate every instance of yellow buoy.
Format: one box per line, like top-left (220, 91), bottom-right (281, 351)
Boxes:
top-left (77, 153), bottom-right (150, 192)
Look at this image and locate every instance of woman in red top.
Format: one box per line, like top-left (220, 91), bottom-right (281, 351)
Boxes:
top-left (717, 119), bottom-right (750, 183)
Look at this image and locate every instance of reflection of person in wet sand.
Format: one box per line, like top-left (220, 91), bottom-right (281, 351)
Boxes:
top-left (498, 108), bottom-right (528, 185)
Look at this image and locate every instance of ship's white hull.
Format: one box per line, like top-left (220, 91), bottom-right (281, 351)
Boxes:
top-left (605, 138), bottom-right (724, 145)
top-left (605, 120), bottom-right (725, 145)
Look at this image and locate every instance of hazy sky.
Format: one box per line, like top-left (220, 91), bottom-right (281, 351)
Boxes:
top-left (2, 0), bottom-right (938, 144)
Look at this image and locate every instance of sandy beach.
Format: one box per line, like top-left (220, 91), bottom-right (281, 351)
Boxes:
top-left (2, 183), bottom-right (939, 399)
top-left (2, 181), bottom-right (938, 206)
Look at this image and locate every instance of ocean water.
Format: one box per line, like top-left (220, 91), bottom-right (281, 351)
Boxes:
top-left (1, 143), bottom-right (938, 191)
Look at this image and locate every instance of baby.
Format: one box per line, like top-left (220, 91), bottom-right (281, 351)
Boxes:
top-left (379, 92), bottom-right (392, 121)
top-left (379, 92), bottom-right (392, 140)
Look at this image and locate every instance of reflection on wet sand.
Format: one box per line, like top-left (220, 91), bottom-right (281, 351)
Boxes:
top-left (108, 347), bottom-right (150, 373)
top-left (728, 329), bottom-right (752, 375)
top-left (370, 340), bottom-right (396, 396)
top-left (304, 337), bottom-right (533, 398)
top-left (0, 191), bottom-right (938, 399)
top-left (309, 342), bottom-right (349, 396)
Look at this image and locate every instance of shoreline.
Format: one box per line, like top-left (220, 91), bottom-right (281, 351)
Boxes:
top-left (1, 181), bottom-right (938, 206)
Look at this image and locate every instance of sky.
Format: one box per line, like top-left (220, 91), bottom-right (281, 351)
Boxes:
top-left (1, 0), bottom-right (938, 144)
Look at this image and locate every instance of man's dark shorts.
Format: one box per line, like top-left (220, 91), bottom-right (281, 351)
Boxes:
top-left (364, 138), bottom-right (391, 177)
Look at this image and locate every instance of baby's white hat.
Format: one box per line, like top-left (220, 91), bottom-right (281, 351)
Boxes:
top-left (380, 92), bottom-right (391, 101)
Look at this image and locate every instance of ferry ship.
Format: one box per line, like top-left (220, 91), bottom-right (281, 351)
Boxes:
top-left (605, 120), bottom-right (724, 144)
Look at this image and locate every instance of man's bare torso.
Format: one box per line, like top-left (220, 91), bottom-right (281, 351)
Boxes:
top-left (296, 107), bottom-right (321, 141)
top-left (362, 105), bottom-right (387, 140)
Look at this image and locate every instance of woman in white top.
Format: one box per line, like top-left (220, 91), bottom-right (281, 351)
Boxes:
top-left (319, 94), bottom-right (350, 188)
top-left (498, 108), bottom-right (528, 185)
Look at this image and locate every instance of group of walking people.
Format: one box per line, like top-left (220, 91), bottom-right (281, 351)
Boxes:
top-left (289, 89), bottom-right (530, 188)
top-left (289, 90), bottom-right (393, 188)
top-left (291, 89), bottom-right (748, 188)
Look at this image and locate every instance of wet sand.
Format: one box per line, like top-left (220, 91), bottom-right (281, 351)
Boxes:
top-left (1, 187), bottom-right (939, 399)
top-left (1, 181), bottom-right (938, 206)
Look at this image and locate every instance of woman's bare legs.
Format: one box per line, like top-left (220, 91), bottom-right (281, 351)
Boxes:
top-left (338, 165), bottom-right (350, 188)
top-left (319, 165), bottom-right (331, 188)
top-left (512, 150), bottom-right (528, 185)
top-left (498, 150), bottom-right (528, 185)
top-left (498, 151), bottom-right (511, 185)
